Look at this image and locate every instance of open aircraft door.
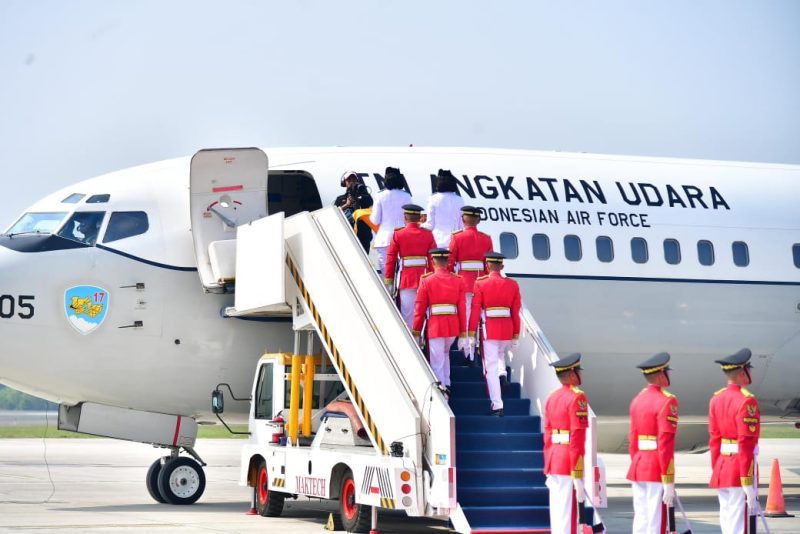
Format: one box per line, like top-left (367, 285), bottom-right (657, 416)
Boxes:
top-left (190, 148), bottom-right (269, 293)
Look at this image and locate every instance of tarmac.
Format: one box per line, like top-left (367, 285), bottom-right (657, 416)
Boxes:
top-left (0, 438), bottom-right (798, 533)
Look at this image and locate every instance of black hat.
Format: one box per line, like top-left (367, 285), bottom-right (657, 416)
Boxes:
top-left (550, 353), bottom-right (582, 373)
top-left (429, 248), bottom-right (450, 259)
top-left (715, 348), bottom-right (753, 371)
top-left (385, 166), bottom-right (401, 177)
top-left (402, 204), bottom-right (423, 214)
top-left (437, 169), bottom-right (455, 179)
top-left (484, 251), bottom-right (505, 264)
top-left (637, 352), bottom-right (671, 374)
top-left (461, 205), bottom-right (481, 217)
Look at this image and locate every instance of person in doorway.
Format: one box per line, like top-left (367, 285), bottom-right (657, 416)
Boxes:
top-left (449, 206), bottom-right (494, 366)
top-left (627, 352), bottom-right (679, 534)
top-left (468, 252), bottom-right (520, 416)
top-left (334, 171), bottom-right (373, 253)
top-left (423, 169), bottom-right (464, 247)
top-left (383, 204), bottom-right (437, 328)
top-left (709, 348), bottom-right (761, 534)
top-left (411, 248), bottom-right (468, 397)
top-left (543, 353), bottom-right (590, 534)
top-left (370, 167), bottom-right (412, 273)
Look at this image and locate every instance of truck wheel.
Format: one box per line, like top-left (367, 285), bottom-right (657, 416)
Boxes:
top-left (339, 471), bottom-right (370, 533)
top-left (157, 457), bottom-right (206, 505)
top-left (255, 458), bottom-right (284, 517)
top-left (145, 457), bottom-right (168, 503)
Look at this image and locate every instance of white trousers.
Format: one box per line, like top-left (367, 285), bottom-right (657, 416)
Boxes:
top-left (483, 339), bottom-right (509, 410)
top-left (376, 246), bottom-right (388, 275)
top-left (718, 487), bottom-right (747, 534)
top-left (546, 475), bottom-right (576, 534)
top-left (399, 289), bottom-right (416, 329)
top-left (463, 293), bottom-right (474, 360)
top-left (429, 337), bottom-right (455, 387)
top-left (632, 481), bottom-right (665, 534)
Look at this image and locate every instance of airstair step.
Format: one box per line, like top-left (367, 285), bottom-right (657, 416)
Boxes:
top-left (450, 366), bottom-right (489, 380)
top-left (458, 467), bottom-right (545, 486)
top-left (461, 505), bottom-right (550, 528)
top-left (450, 397), bottom-right (530, 416)
top-left (456, 432), bottom-right (543, 451)
top-left (449, 381), bottom-right (521, 399)
top-left (457, 450), bottom-right (543, 469)
top-left (458, 485), bottom-right (549, 507)
top-left (456, 415), bottom-right (540, 433)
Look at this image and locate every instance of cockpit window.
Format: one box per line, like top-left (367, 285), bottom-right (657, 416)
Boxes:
top-left (57, 212), bottom-right (105, 245)
top-left (86, 194), bottom-right (111, 204)
top-left (103, 211), bottom-right (149, 243)
top-left (6, 212), bottom-right (68, 235)
top-left (62, 193), bottom-right (85, 204)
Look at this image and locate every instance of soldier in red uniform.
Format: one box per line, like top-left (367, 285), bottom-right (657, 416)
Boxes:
top-left (709, 348), bottom-right (760, 534)
top-left (412, 248), bottom-right (467, 396)
top-left (627, 352), bottom-right (679, 534)
top-left (384, 204), bottom-right (437, 329)
top-left (468, 252), bottom-right (520, 416)
top-left (448, 206), bottom-right (494, 366)
top-left (543, 353), bottom-right (590, 534)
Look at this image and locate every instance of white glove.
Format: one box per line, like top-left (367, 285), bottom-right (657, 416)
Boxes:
top-left (384, 280), bottom-right (394, 293)
top-left (458, 338), bottom-right (468, 351)
top-left (662, 483), bottom-right (675, 506)
top-left (467, 337), bottom-right (476, 349)
top-left (511, 338), bottom-right (519, 349)
top-left (572, 477), bottom-right (586, 503)
top-left (744, 484), bottom-right (757, 510)
top-left (413, 335), bottom-right (421, 346)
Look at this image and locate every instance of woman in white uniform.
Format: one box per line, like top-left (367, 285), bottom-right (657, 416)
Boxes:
top-left (424, 169), bottom-right (464, 247)
top-left (370, 167), bottom-right (412, 274)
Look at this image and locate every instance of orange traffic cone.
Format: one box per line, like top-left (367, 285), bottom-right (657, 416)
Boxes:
top-left (764, 458), bottom-right (794, 517)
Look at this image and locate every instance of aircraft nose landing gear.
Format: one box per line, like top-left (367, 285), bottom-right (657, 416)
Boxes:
top-left (145, 447), bottom-right (206, 505)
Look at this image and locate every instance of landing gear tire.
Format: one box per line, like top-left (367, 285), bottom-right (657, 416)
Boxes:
top-left (254, 458), bottom-right (284, 517)
top-left (339, 471), bottom-right (370, 533)
top-left (146, 457), bottom-right (168, 503)
top-left (157, 456), bottom-right (206, 505)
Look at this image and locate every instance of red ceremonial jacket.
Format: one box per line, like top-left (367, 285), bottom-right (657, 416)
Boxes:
top-left (626, 384), bottom-right (679, 483)
top-left (447, 226), bottom-right (493, 293)
top-left (411, 267), bottom-right (467, 339)
top-left (543, 384), bottom-right (589, 478)
top-left (384, 223), bottom-right (437, 290)
top-left (708, 384), bottom-right (760, 488)
top-left (468, 271), bottom-right (521, 341)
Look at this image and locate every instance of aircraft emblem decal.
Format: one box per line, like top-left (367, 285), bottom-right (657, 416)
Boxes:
top-left (64, 286), bottom-right (109, 335)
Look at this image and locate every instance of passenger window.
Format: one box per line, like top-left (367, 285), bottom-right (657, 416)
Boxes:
top-left (62, 193), bottom-right (85, 204)
top-left (664, 239), bottom-right (681, 265)
top-left (57, 212), bottom-right (105, 246)
top-left (732, 241), bottom-right (749, 267)
top-left (531, 233), bottom-right (550, 260)
top-left (86, 194), bottom-right (111, 204)
top-left (698, 240), bottom-right (715, 266)
top-left (254, 364), bottom-right (274, 419)
top-left (564, 235), bottom-right (582, 261)
top-left (103, 212), bottom-right (149, 243)
top-left (499, 232), bottom-right (518, 259)
top-left (596, 236), bottom-right (614, 263)
top-left (631, 238), bottom-right (648, 264)
top-left (794, 244), bottom-right (800, 268)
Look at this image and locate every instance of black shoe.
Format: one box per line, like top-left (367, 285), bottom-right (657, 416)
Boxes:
top-left (487, 408), bottom-right (504, 417)
top-left (499, 375), bottom-right (509, 390)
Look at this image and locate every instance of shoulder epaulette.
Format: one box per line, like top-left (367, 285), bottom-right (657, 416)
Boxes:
top-left (451, 272), bottom-right (462, 278)
top-left (570, 385), bottom-right (584, 395)
top-left (640, 387), bottom-right (648, 394)
top-left (394, 226), bottom-right (405, 231)
top-left (420, 272), bottom-right (433, 279)
top-left (549, 387), bottom-right (561, 396)
top-left (741, 387), bottom-right (755, 398)
top-left (476, 275), bottom-right (490, 281)
top-left (451, 229), bottom-right (463, 235)
top-left (661, 389), bottom-right (675, 398)
top-left (714, 387), bottom-right (726, 396)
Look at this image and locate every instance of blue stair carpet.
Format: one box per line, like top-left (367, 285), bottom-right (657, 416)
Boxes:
top-left (451, 352), bottom-right (550, 533)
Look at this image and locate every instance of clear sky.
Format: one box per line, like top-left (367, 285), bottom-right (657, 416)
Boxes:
top-left (1, 1), bottom-right (798, 225)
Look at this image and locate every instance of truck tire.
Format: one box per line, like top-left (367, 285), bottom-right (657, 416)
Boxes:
top-left (255, 458), bottom-right (284, 517)
top-left (339, 471), bottom-right (370, 533)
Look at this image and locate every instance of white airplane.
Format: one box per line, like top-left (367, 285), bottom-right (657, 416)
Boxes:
top-left (1, 146), bottom-right (798, 500)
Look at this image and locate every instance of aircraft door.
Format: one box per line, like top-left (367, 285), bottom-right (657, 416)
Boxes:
top-left (190, 148), bottom-right (268, 292)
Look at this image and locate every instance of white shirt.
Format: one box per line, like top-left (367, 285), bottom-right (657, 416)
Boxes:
top-left (423, 192), bottom-right (464, 247)
top-left (370, 188), bottom-right (412, 248)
